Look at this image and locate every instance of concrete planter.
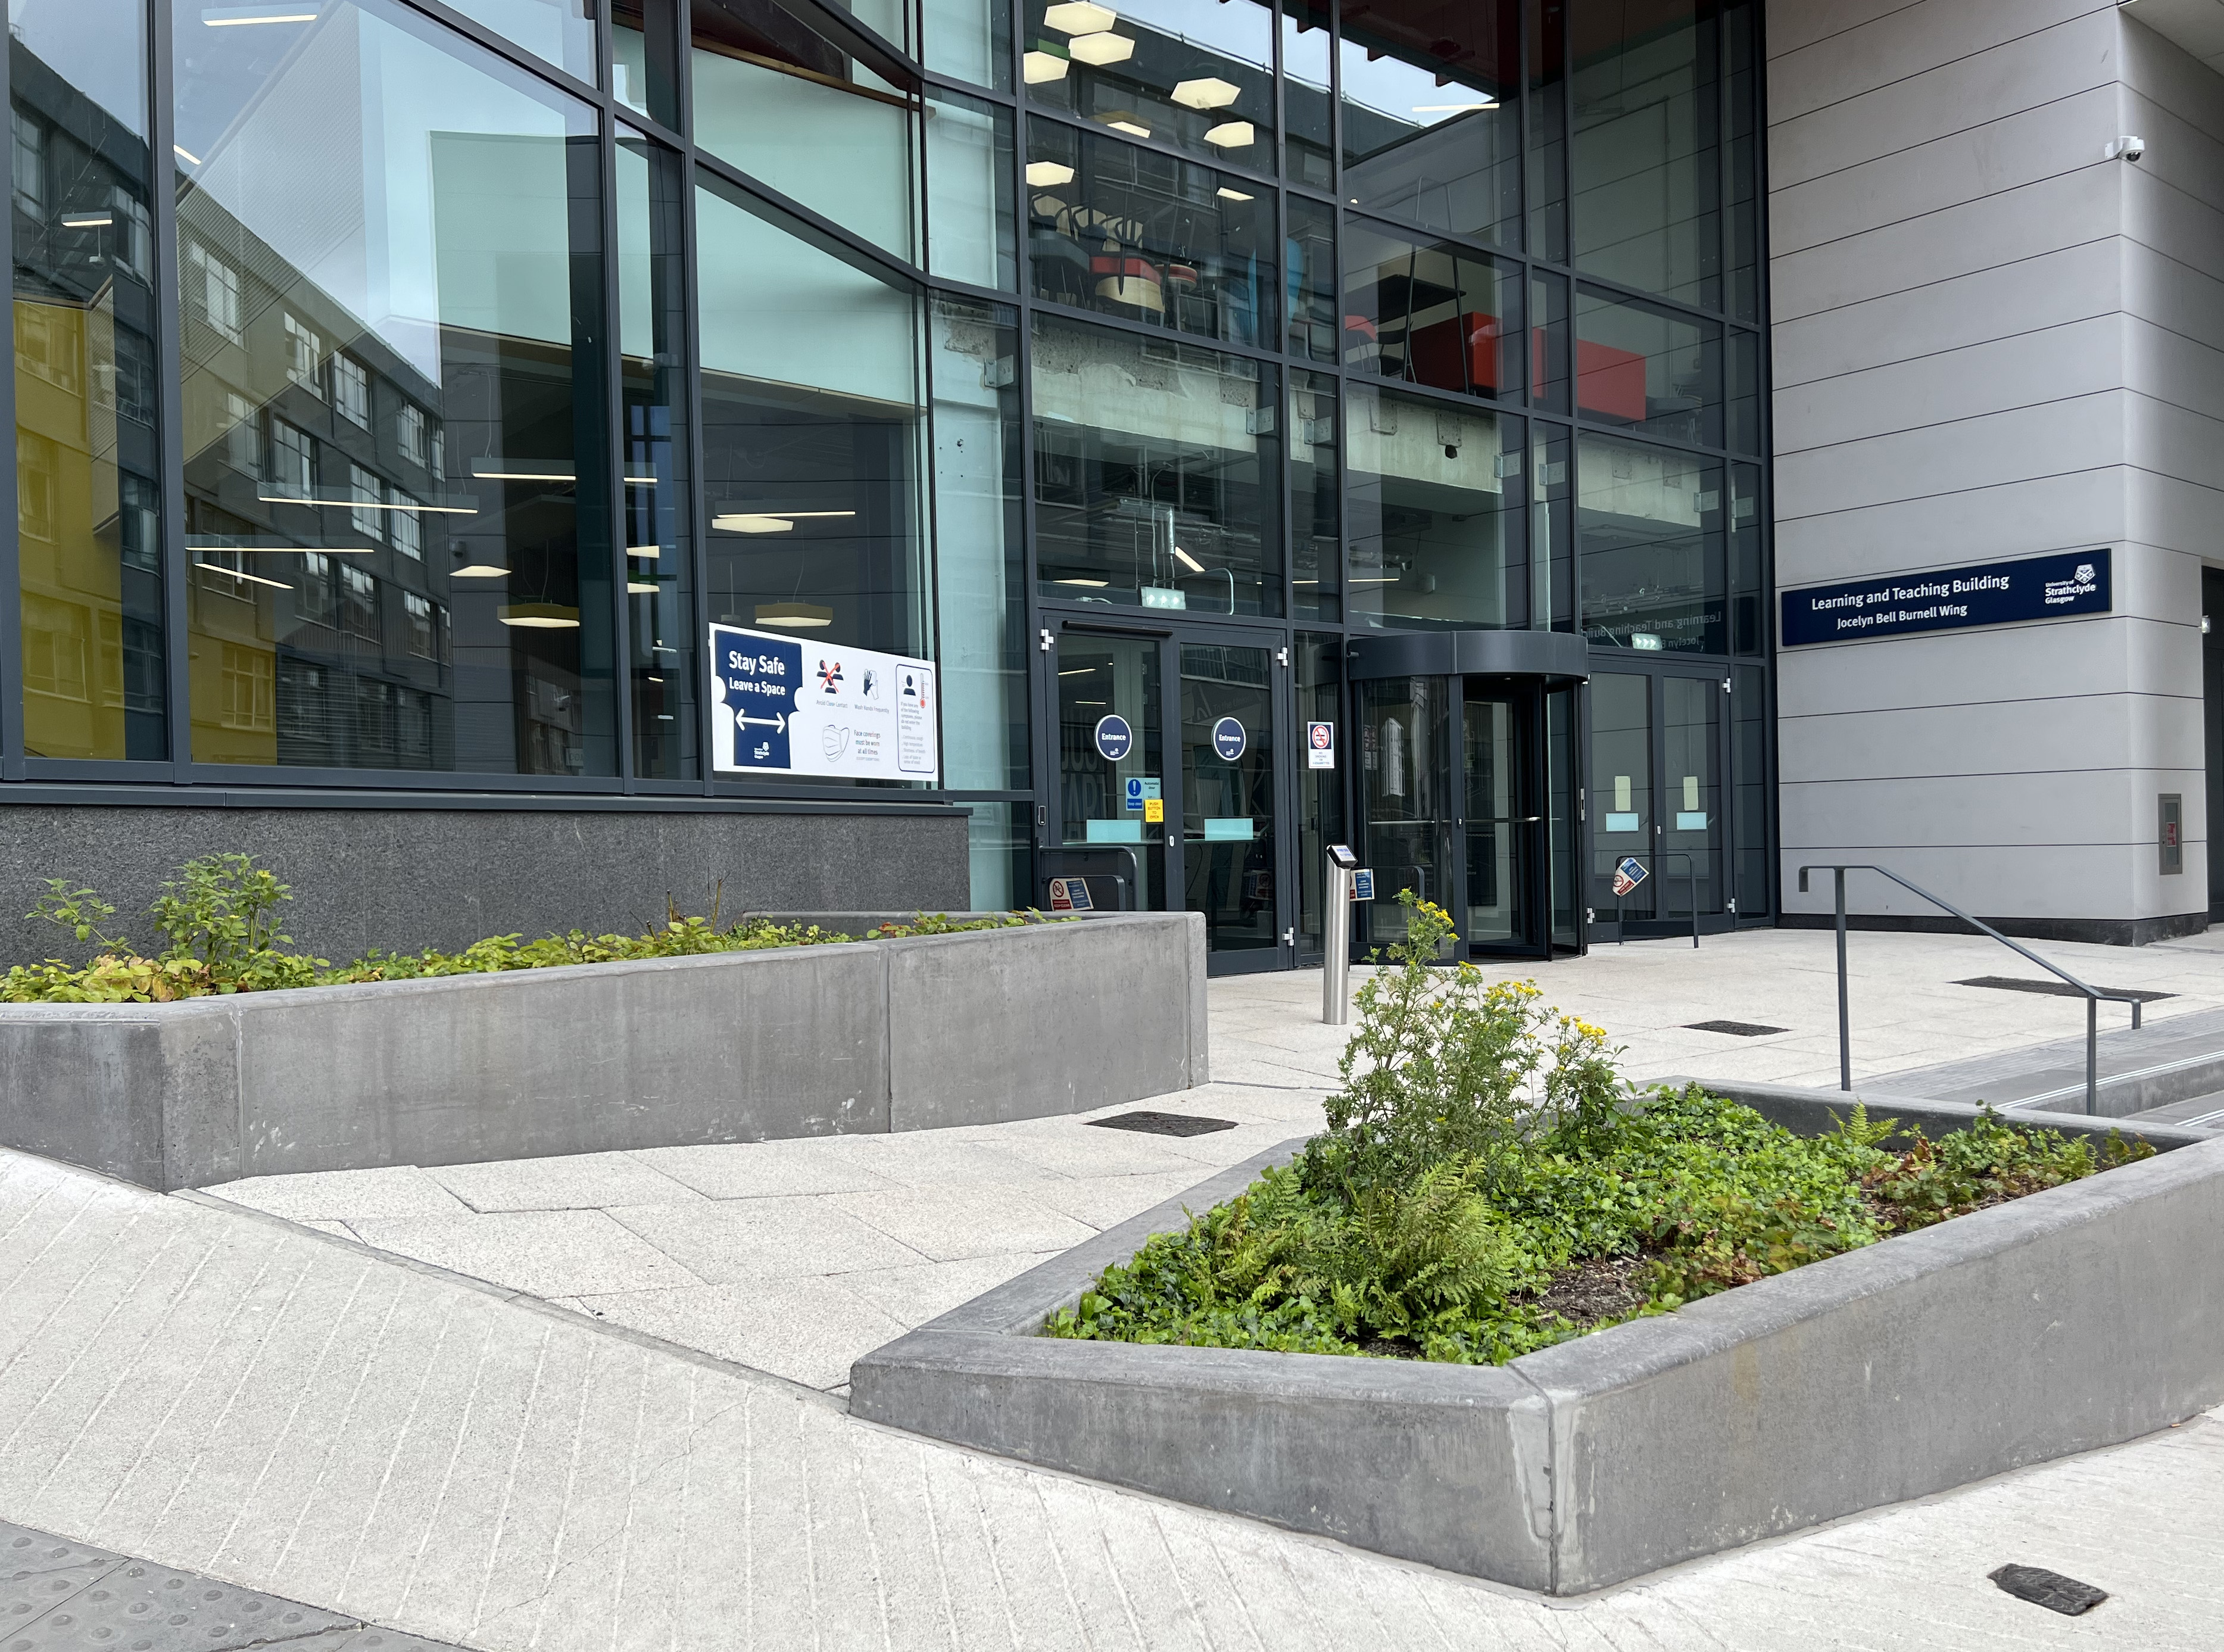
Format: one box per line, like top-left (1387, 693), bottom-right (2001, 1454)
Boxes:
top-left (851, 1085), bottom-right (2224, 1595)
top-left (0, 911), bottom-right (1206, 1192)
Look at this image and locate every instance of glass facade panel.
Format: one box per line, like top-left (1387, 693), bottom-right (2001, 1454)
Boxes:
top-left (1725, 1), bottom-right (1760, 323)
top-left (1729, 459), bottom-right (1763, 654)
top-left (691, 0), bottom-right (917, 261)
top-left (1347, 385), bottom-right (1523, 631)
top-left (1338, 0), bottom-right (1520, 248)
top-left (1733, 662), bottom-right (1768, 916)
top-left (1057, 631), bottom-right (1164, 909)
top-left (1358, 674), bottom-right (1452, 949)
top-left (1289, 370), bottom-right (1338, 621)
top-left (1030, 314), bottom-right (1278, 616)
top-left (695, 172), bottom-right (928, 662)
top-left (1025, 120), bottom-right (1271, 348)
top-left (1571, 0), bottom-right (1720, 310)
top-left (613, 0), bottom-right (683, 129)
top-left (1284, 196), bottom-right (1336, 363)
top-left (931, 296), bottom-right (1027, 789)
top-left (1589, 670), bottom-right (1651, 919)
top-left (1526, 0), bottom-right (1568, 263)
top-left (962, 797), bottom-right (1030, 907)
top-left (445, 0), bottom-right (596, 85)
top-left (1574, 285), bottom-right (1719, 447)
top-left (1281, 2), bottom-right (1333, 192)
top-left (174, 0), bottom-right (612, 774)
top-left (1531, 423), bottom-right (1572, 628)
top-left (1727, 328), bottom-right (1761, 456)
top-left (1342, 218), bottom-right (1522, 401)
top-left (1295, 630), bottom-right (1342, 956)
top-left (1180, 640), bottom-right (1275, 954)
top-left (928, 88), bottom-right (1017, 291)
top-left (1578, 434), bottom-right (1723, 655)
top-left (924, 0), bottom-right (1013, 92)
top-left (11, 0), bottom-right (164, 760)
top-left (1024, 0), bottom-right (1274, 174)
top-left (618, 129), bottom-right (695, 778)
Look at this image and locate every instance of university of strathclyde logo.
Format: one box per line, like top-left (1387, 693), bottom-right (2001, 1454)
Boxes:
top-left (2075, 562), bottom-right (2095, 584)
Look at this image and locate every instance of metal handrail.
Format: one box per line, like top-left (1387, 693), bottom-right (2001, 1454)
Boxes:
top-left (1797, 864), bottom-right (2147, 1114)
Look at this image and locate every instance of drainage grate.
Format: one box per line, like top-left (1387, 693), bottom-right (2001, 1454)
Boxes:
top-left (1989, 1564), bottom-right (2108, 1616)
top-left (1087, 1111), bottom-right (1238, 1137)
top-left (1955, 976), bottom-right (2173, 1003)
top-left (1684, 1020), bottom-right (1789, 1037)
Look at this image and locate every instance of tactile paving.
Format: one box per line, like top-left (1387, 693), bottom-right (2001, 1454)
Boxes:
top-left (3, 1561), bottom-right (114, 1645)
top-left (6, 1558), bottom-right (351, 1651)
top-left (0, 1525), bottom-right (118, 1583)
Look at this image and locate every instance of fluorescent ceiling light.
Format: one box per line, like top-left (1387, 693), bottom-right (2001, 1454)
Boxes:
top-left (1172, 546), bottom-right (1205, 573)
top-left (1025, 161), bottom-right (1077, 187)
top-left (1172, 77), bottom-right (1240, 110)
top-left (215, 546), bottom-right (373, 554)
top-left (1203, 120), bottom-right (1255, 148)
top-left (754, 601), bottom-right (834, 628)
top-left (628, 581), bottom-right (660, 594)
top-left (202, 5), bottom-right (319, 23)
top-left (623, 475), bottom-right (657, 484)
top-left (451, 564), bottom-right (511, 578)
top-left (1058, 666), bottom-right (1097, 675)
top-left (713, 515), bottom-right (794, 534)
top-left (1023, 50), bottom-right (1069, 83)
top-left (60, 214), bottom-right (112, 228)
top-left (1052, 576), bottom-right (1109, 587)
top-left (471, 457), bottom-right (576, 482)
top-left (258, 491), bottom-right (474, 514)
top-left (1412, 99), bottom-right (1497, 113)
top-left (1106, 119), bottom-right (1150, 138)
top-left (1347, 576), bottom-right (1398, 583)
top-left (1215, 187), bottom-right (1253, 201)
top-left (498, 603), bottom-right (581, 628)
top-left (174, 145), bottom-right (202, 164)
top-left (1068, 31), bottom-right (1133, 66)
top-left (628, 544), bottom-right (660, 559)
top-left (195, 562), bottom-right (291, 590)
top-left (1043, 1), bottom-right (1116, 33)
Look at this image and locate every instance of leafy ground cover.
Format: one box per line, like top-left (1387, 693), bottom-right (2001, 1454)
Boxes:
top-left (2, 854), bottom-right (1030, 1003)
top-left (1046, 894), bottom-right (2150, 1366)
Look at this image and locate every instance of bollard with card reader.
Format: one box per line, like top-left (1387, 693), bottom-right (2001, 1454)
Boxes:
top-left (1323, 844), bottom-right (1373, 1025)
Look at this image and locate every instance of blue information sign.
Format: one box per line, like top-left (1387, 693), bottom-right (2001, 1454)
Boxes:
top-left (1780, 549), bottom-right (2110, 648)
top-left (1211, 716), bottom-right (1246, 760)
top-left (1094, 714), bottom-right (1134, 762)
top-left (1350, 869), bottom-right (1375, 902)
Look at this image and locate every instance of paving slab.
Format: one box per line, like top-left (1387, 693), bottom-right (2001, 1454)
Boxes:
top-left (604, 1195), bottom-right (927, 1281)
top-left (342, 1209), bottom-right (704, 1297)
top-left (203, 1168), bottom-right (472, 1223)
top-left (562, 1279), bottom-right (912, 1391)
top-left (621, 1140), bottom-right (900, 1199)
top-left (829, 1185), bottom-right (1097, 1262)
top-left (422, 1152), bottom-right (705, 1213)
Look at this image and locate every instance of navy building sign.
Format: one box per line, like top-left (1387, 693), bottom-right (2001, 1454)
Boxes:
top-left (1780, 548), bottom-right (2110, 648)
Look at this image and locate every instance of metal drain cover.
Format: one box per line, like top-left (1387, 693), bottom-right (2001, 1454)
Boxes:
top-left (1684, 1020), bottom-right (1789, 1037)
top-left (1989, 1563), bottom-right (2107, 1615)
top-left (1086, 1111), bottom-right (1237, 1137)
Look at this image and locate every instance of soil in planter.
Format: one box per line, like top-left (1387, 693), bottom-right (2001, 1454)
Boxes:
top-left (1043, 1087), bottom-right (2155, 1367)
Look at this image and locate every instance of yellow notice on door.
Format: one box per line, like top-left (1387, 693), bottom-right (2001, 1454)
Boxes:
top-left (1144, 798), bottom-right (1165, 823)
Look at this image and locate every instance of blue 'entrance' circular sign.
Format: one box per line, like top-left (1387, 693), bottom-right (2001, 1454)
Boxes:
top-left (1212, 716), bottom-right (1246, 761)
top-left (1094, 714), bottom-right (1134, 762)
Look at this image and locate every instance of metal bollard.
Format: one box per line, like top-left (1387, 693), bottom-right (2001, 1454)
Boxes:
top-left (1322, 858), bottom-right (1353, 1025)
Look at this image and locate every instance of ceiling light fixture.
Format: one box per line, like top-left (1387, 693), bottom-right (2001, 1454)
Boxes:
top-left (713, 515), bottom-right (793, 534)
top-left (1025, 160), bottom-right (1077, 186)
top-left (195, 562), bottom-right (291, 590)
top-left (1107, 118), bottom-right (1151, 138)
top-left (1412, 99), bottom-right (1496, 113)
top-left (60, 213), bottom-right (112, 228)
top-left (1171, 77), bottom-right (1240, 110)
top-left (258, 491), bottom-right (474, 514)
top-left (1068, 32), bottom-right (1134, 66)
top-left (754, 601), bottom-right (835, 628)
top-left (628, 581), bottom-right (660, 594)
top-left (451, 564), bottom-right (511, 577)
top-left (174, 144), bottom-right (202, 164)
top-left (471, 457), bottom-right (576, 482)
top-left (497, 603), bottom-right (582, 628)
top-left (202, 5), bottom-right (319, 23)
top-left (1043, 1), bottom-right (1116, 33)
top-left (1052, 576), bottom-right (1110, 587)
top-left (1023, 50), bottom-right (1070, 83)
top-left (1215, 187), bottom-right (1253, 201)
top-left (628, 544), bottom-right (660, 558)
top-left (1172, 546), bottom-right (1205, 573)
top-left (1203, 120), bottom-right (1255, 148)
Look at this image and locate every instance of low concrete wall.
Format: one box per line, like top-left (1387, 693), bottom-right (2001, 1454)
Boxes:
top-left (0, 912), bottom-right (1206, 1191)
top-left (852, 1086), bottom-right (2224, 1595)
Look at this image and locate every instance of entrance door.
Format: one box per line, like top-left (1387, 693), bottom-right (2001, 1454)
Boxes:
top-left (1462, 689), bottom-right (1534, 948)
top-left (1049, 624), bottom-right (1289, 973)
top-left (1588, 666), bottom-right (1732, 938)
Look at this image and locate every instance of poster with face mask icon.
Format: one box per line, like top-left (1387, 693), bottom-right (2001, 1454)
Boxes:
top-left (707, 622), bottom-right (938, 781)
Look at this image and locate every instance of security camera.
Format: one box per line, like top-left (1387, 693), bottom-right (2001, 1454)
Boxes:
top-left (2106, 136), bottom-right (2146, 161)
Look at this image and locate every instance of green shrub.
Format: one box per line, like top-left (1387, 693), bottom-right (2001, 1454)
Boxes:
top-left (1, 855), bottom-right (1040, 1003)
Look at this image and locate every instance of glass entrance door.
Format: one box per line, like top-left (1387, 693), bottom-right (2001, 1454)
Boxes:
top-left (1180, 638), bottom-right (1282, 970)
top-left (1054, 632), bottom-right (1165, 913)
top-left (1358, 675), bottom-right (1453, 952)
top-left (1462, 691), bottom-right (1532, 947)
top-left (1587, 666), bottom-right (1732, 939)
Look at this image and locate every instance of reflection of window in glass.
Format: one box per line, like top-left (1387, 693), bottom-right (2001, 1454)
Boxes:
top-left (404, 591), bottom-right (442, 659)
top-left (1578, 433), bottom-right (1724, 654)
top-left (1526, 0), bottom-right (1567, 262)
top-left (696, 172), bottom-right (928, 670)
top-left (442, 0), bottom-right (596, 84)
top-left (1030, 311), bottom-right (1280, 616)
top-left (1730, 460), bottom-right (1763, 654)
top-left (1572, 1), bottom-right (1720, 310)
top-left (924, 0), bottom-right (1011, 91)
top-left (1285, 196), bottom-right (1334, 363)
top-left (1342, 216), bottom-right (1522, 402)
top-left (932, 294), bottom-right (1028, 789)
top-left (691, 0), bottom-right (918, 261)
top-left (187, 240), bottom-right (242, 342)
top-left (11, 110), bottom-right (42, 213)
top-left (1289, 370), bottom-right (1338, 621)
top-left (13, 0), bottom-right (166, 760)
top-left (175, 0), bottom-right (611, 774)
top-left (1281, 0), bottom-right (1331, 189)
top-left (223, 393), bottom-right (261, 470)
top-left (613, 0), bottom-right (682, 126)
top-left (1346, 383), bottom-right (1524, 631)
top-left (332, 354), bottom-right (370, 426)
top-left (1573, 286), bottom-right (1719, 447)
top-left (282, 314), bottom-right (322, 392)
top-left (1726, 0), bottom-right (1759, 322)
top-left (1339, 0), bottom-right (1520, 247)
top-left (1025, 0), bottom-right (1274, 172)
top-left (928, 88), bottom-right (1016, 291)
top-left (1727, 329), bottom-right (1760, 455)
top-left (1026, 119), bottom-right (1271, 347)
top-left (221, 643), bottom-right (275, 731)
